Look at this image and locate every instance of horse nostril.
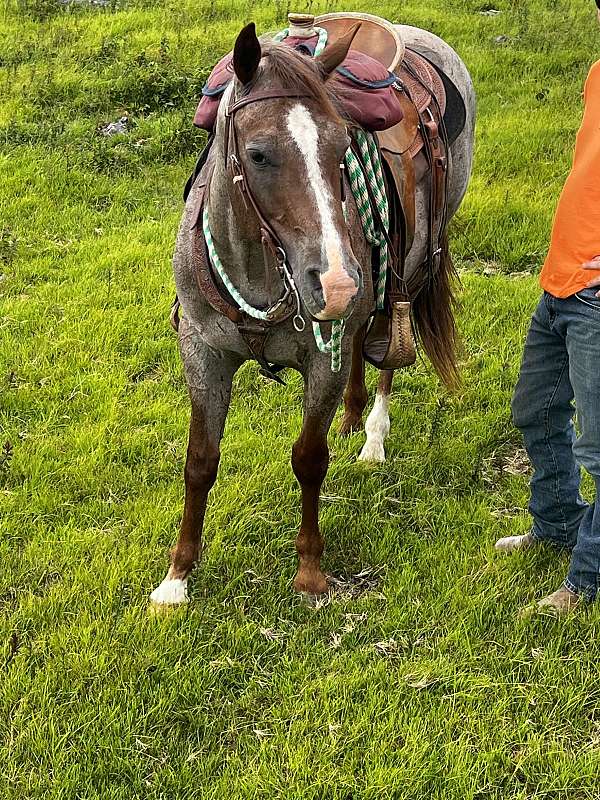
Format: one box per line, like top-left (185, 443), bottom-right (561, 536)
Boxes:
top-left (305, 267), bottom-right (324, 306)
top-left (305, 267), bottom-right (321, 287)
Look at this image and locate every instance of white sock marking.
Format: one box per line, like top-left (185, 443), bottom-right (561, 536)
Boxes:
top-left (150, 576), bottom-right (188, 606)
top-left (359, 394), bottom-right (391, 463)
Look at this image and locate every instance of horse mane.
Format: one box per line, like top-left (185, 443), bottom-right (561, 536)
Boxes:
top-left (253, 40), bottom-right (345, 123)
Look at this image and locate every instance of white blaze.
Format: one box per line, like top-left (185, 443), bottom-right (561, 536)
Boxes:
top-left (286, 104), bottom-right (344, 277)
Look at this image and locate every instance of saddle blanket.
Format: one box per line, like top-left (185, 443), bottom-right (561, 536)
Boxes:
top-left (194, 34), bottom-right (404, 133)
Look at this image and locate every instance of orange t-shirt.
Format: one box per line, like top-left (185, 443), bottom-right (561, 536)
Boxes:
top-left (540, 60), bottom-right (600, 298)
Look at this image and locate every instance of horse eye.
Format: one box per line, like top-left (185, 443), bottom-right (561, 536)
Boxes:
top-left (249, 150), bottom-right (268, 166)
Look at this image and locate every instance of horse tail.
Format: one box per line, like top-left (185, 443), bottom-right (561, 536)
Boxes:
top-left (411, 230), bottom-right (460, 389)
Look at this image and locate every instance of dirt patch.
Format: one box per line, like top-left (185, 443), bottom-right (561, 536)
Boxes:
top-left (482, 445), bottom-right (531, 486)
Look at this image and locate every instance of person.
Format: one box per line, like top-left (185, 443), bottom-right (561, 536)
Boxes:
top-left (495, 0), bottom-right (600, 615)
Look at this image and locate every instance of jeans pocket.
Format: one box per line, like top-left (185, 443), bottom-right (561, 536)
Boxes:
top-left (575, 287), bottom-right (600, 312)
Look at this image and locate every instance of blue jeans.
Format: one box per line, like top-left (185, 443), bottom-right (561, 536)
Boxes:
top-left (512, 289), bottom-right (600, 600)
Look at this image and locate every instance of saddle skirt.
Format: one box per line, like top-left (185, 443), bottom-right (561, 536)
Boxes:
top-left (379, 48), bottom-right (447, 161)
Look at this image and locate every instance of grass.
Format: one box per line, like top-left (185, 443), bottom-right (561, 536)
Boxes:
top-left (2, 0), bottom-right (600, 797)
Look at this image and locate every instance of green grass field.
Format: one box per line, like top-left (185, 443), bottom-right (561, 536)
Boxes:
top-left (2, 0), bottom-right (600, 797)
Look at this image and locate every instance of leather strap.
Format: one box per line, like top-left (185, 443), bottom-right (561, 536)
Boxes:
top-left (222, 85), bottom-right (315, 299)
top-left (375, 64), bottom-right (448, 304)
top-left (227, 88), bottom-right (311, 115)
top-left (401, 58), bottom-right (449, 295)
top-left (192, 230), bottom-right (243, 324)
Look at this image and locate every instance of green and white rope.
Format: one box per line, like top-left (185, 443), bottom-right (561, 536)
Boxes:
top-left (311, 319), bottom-right (345, 372)
top-left (203, 207), bottom-right (269, 321)
top-left (273, 25), bottom-right (328, 56)
top-left (344, 130), bottom-right (389, 310)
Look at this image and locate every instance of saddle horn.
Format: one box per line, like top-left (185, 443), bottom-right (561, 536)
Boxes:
top-left (233, 22), bottom-right (262, 85)
top-left (314, 22), bottom-right (361, 76)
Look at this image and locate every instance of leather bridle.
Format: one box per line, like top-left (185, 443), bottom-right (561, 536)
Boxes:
top-left (189, 81), bottom-right (354, 383)
top-left (220, 86), bottom-right (316, 332)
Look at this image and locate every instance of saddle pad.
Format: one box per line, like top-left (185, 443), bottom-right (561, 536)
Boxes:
top-left (193, 45), bottom-right (404, 132)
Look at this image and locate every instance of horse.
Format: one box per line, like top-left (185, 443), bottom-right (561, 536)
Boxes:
top-left (150, 20), bottom-right (476, 607)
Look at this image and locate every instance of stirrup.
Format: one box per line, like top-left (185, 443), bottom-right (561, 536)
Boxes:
top-left (362, 300), bottom-right (416, 370)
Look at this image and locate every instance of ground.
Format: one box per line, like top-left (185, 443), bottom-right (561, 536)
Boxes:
top-left (2, 0), bottom-right (600, 798)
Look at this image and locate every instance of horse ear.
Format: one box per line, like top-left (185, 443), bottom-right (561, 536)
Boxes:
top-left (233, 22), bottom-right (262, 85)
top-left (314, 23), bottom-right (361, 77)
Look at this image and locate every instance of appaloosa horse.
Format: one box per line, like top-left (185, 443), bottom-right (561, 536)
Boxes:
top-left (150, 21), bottom-right (475, 606)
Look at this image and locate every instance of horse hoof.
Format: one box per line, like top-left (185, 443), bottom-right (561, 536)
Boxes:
top-left (300, 590), bottom-right (329, 608)
top-left (358, 441), bottom-right (386, 462)
top-left (149, 577), bottom-right (188, 612)
top-left (294, 572), bottom-right (329, 597)
top-left (148, 599), bottom-right (187, 616)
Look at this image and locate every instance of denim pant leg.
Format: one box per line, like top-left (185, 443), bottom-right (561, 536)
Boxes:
top-left (511, 294), bottom-right (588, 548)
top-left (562, 289), bottom-right (600, 599)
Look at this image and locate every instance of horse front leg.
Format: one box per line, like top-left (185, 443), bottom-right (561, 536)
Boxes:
top-left (150, 331), bottom-right (239, 609)
top-left (292, 367), bottom-right (344, 595)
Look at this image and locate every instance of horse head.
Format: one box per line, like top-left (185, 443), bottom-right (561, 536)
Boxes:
top-left (218, 22), bottom-right (363, 322)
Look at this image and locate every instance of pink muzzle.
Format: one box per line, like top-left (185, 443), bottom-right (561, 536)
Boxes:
top-left (316, 267), bottom-right (359, 320)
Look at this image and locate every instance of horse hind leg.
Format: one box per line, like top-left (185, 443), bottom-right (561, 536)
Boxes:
top-left (358, 370), bottom-right (393, 463)
top-left (339, 323), bottom-right (368, 436)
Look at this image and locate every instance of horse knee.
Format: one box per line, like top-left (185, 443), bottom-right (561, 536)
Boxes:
top-left (185, 443), bottom-right (220, 491)
top-left (292, 437), bottom-right (328, 487)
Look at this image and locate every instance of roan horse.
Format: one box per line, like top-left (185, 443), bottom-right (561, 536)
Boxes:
top-left (151, 20), bottom-right (475, 607)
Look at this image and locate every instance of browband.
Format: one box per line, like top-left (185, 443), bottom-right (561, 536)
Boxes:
top-left (226, 88), bottom-right (312, 116)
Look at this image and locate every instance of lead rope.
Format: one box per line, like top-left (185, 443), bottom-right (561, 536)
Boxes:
top-left (344, 130), bottom-right (389, 312)
top-left (203, 26), bottom-right (390, 373)
top-left (203, 207), bottom-right (269, 320)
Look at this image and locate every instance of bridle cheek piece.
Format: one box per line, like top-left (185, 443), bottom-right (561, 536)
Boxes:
top-left (222, 86), bottom-right (323, 329)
